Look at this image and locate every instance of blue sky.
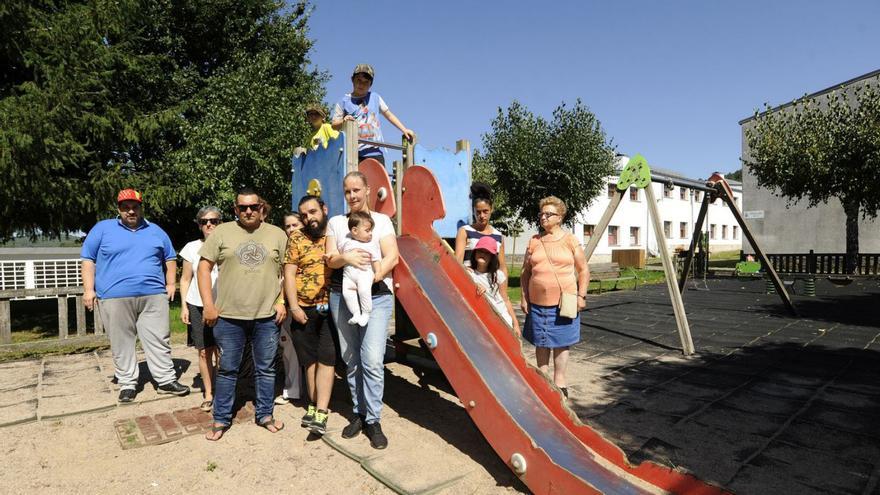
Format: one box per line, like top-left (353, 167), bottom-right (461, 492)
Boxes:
top-left (306, 1), bottom-right (880, 179)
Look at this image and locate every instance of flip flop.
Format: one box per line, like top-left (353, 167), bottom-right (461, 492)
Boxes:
top-left (199, 399), bottom-right (213, 412)
top-left (258, 415), bottom-right (285, 433)
top-left (205, 424), bottom-right (228, 441)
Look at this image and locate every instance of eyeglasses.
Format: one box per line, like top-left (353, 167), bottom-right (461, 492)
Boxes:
top-left (198, 218), bottom-right (221, 226)
top-left (539, 212), bottom-right (560, 219)
top-left (236, 204), bottom-right (263, 212)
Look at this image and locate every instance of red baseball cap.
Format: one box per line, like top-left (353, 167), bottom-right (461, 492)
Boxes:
top-left (117, 189), bottom-right (143, 203)
top-left (474, 236), bottom-right (498, 255)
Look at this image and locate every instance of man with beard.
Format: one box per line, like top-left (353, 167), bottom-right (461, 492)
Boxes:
top-left (81, 189), bottom-right (190, 402)
top-left (282, 195), bottom-right (336, 435)
top-left (199, 187), bottom-right (289, 440)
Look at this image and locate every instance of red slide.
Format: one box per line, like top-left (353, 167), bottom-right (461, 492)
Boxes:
top-left (393, 166), bottom-right (728, 495)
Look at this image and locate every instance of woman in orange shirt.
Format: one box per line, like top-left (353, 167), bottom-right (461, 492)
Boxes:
top-left (520, 196), bottom-right (589, 399)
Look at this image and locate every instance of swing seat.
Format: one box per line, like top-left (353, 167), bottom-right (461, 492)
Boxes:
top-left (826, 276), bottom-right (854, 287)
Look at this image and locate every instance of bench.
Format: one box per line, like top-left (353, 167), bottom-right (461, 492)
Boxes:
top-left (589, 262), bottom-right (638, 294)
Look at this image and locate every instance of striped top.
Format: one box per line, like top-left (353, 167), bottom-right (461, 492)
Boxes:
top-left (462, 225), bottom-right (503, 268)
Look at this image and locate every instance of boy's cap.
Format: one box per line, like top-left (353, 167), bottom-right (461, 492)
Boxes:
top-left (305, 104), bottom-right (326, 118)
top-left (352, 64), bottom-right (374, 80)
top-left (474, 236), bottom-right (498, 255)
top-left (117, 189), bottom-right (143, 203)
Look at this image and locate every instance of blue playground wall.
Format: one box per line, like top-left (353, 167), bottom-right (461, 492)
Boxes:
top-left (290, 135), bottom-right (471, 237)
top-left (415, 144), bottom-right (470, 238)
top-left (291, 132), bottom-right (348, 219)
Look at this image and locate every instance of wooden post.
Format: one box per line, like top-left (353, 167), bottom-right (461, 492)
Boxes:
top-left (57, 295), bottom-right (69, 340)
top-left (0, 299), bottom-right (10, 344)
top-left (584, 190), bottom-right (624, 262)
top-left (403, 132), bottom-right (417, 169)
top-left (714, 183), bottom-right (797, 316)
top-left (343, 120), bottom-right (359, 173)
top-left (94, 300), bottom-right (104, 335)
top-left (393, 160), bottom-right (403, 234)
top-left (644, 184), bottom-right (695, 355)
top-left (678, 195), bottom-right (710, 292)
top-left (75, 295), bottom-right (87, 336)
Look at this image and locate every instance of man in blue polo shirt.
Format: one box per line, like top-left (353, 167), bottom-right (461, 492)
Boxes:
top-left (81, 189), bottom-right (190, 403)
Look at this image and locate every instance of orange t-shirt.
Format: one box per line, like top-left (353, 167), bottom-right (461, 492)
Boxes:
top-left (525, 233), bottom-right (580, 306)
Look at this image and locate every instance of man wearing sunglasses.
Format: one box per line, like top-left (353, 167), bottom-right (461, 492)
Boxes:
top-left (197, 187), bottom-right (290, 440)
top-left (81, 189), bottom-right (190, 403)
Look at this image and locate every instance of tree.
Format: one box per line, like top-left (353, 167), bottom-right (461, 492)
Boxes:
top-left (477, 100), bottom-right (616, 229)
top-left (744, 81), bottom-right (880, 273)
top-left (725, 169), bottom-right (743, 181)
top-left (0, 0), bottom-right (325, 245)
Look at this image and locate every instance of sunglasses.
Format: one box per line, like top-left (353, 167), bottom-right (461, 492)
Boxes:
top-left (198, 218), bottom-right (221, 226)
top-left (236, 204), bottom-right (263, 212)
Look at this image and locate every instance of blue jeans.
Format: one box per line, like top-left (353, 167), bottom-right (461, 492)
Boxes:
top-left (330, 291), bottom-right (393, 424)
top-left (212, 316), bottom-right (279, 426)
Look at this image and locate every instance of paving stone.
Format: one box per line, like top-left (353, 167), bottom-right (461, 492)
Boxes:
top-left (115, 403), bottom-right (254, 449)
top-left (750, 443), bottom-right (872, 494)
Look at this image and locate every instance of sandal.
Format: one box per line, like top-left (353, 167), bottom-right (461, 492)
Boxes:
top-left (258, 415), bottom-right (285, 433)
top-left (199, 399), bottom-right (213, 412)
top-left (205, 423), bottom-right (228, 441)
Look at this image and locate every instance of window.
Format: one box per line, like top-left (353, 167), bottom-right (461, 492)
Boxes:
top-left (680, 222), bottom-right (688, 239)
top-left (664, 186), bottom-right (673, 199)
top-left (734, 196), bottom-right (740, 207)
top-left (629, 187), bottom-right (639, 201)
top-left (608, 225), bottom-right (619, 246)
top-left (630, 227), bottom-right (640, 246)
top-left (584, 224), bottom-right (595, 244)
top-left (680, 187), bottom-right (688, 200)
top-left (733, 225), bottom-right (739, 239)
top-left (722, 225), bottom-right (728, 240)
top-left (695, 191), bottom-right (703, 202)
top-left (607, 183), bottom-right (617, 198)
top-left (710, 224), bottom-right (717, 240)
top-left (663, 221), bottom-right (672, 239)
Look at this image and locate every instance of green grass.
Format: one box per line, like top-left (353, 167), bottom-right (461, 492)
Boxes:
top-left (5, 295), bottom-right (189, 346)
top-left (505, 265), bottom-right (667, 303)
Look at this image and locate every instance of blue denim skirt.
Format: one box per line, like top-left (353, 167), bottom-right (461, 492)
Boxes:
top-left (523, 303), bottom-right (580, 348)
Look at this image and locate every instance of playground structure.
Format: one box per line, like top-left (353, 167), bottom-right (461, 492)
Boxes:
top-left (291, 130), bottom-right (728, 494)
top-left (583, 155), bottom-right (797, 356)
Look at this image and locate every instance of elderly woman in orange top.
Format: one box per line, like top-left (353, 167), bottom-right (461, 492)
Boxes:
top-left (520, 196), bottom-right (589, 399)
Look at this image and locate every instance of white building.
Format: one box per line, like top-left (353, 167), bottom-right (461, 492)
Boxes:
top-left (504, 161), bottom-right (743, 263)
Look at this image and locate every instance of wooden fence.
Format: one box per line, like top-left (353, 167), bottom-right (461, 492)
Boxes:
top-left (761, 250), bottom-right (880, 276)
top-left (0, 286), bottom-right (103, 345)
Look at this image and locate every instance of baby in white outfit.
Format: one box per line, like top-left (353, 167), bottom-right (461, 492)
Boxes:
top-left (341, 211), bottom-right (382, 327)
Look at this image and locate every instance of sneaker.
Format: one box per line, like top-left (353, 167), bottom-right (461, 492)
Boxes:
top-left (560, 387), bottom-right (569, 399)
top-left (274, 395), bottom-right (288, 405)
top-left (364, 422), bottom-right (388, 450)
top-left (118, 389), bottom-right (136, 403)
top-left (157, 381), bottom-right (190, 396)
top-left (301, 404), bottom-right (316, 428)
top-left (309, 409), bottom-right (328, 435)
top-left (341, 415), bottom-right (365, 439)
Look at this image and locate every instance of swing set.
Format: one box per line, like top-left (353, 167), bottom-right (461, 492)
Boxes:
top-left (583, 154), bottom-right (796, 356)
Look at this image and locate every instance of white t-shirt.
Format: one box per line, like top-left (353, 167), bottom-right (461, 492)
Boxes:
top-left (468, 269), bottom-right (512, 326)
top-left (328, 212), bottom-right (395, 291)
top-left (179, 239), bottom-right (218, 307)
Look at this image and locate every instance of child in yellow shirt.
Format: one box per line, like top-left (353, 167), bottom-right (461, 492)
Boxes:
top-left (304, 104), bottom-right (339, 150)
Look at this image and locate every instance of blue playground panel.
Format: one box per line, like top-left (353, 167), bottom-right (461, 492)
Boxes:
top-left (415, 144), bottom-right (470, 238)
top-left (291, 132), bottom-right (348, 219)
top-left (290, 136), bottom-right (471, 236)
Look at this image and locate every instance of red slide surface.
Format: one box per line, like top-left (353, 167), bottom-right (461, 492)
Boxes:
top-left (393, 166), bottom-right (728, 495)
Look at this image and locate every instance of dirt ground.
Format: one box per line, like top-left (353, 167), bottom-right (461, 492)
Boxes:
top-left (0, 345), bottom-right (529, 495)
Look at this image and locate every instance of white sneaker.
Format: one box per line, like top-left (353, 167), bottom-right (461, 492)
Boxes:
top-left (274, 395), bottom-right (288, 405)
